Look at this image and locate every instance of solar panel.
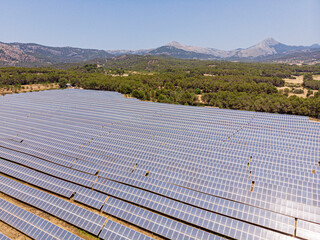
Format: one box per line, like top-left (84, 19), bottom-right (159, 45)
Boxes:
top-left (99, 220), bottom-right (153, 240)
top-left (296, 220), bottom-right (320, 240)
top-left (0, 175), bottom-right (106, 236)
top-left (0, 146), bottom-right (97, 188)
top-left (102, 197), bottom-right (225, 240)
top-left (0, 232), bottom-right (9, 240)
top-left (0, 198), bottom-right (83, 240)
top-left (103, 197), bottom-right (295, 240)
top-left (73, 188), bottom-right (108, 209)
top-left (0, 159), bottom-right (78, 197)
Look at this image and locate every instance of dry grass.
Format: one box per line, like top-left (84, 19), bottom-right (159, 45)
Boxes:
top-left (309, 117), bottom-right (320, 123)
top-left (282, 75), bottom-right (304, 84)
top-left (0, 83), bottom-right (59, 95)
top-left (277, 75), bottom-right (319, 98)
top-left (313, 75), bottom-right (320, 80)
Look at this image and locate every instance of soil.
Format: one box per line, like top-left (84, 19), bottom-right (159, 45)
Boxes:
top-left (313, 75), bottom-right (320, 80)
top-left (0, 83), bottom-right (59, 95)
top-left (278, 75), bottom-right (319, 98)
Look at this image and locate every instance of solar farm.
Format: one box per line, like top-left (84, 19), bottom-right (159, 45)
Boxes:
top-left (0, 89), bottom-right (319, 240)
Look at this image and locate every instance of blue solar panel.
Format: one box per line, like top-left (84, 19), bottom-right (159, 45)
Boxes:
top-left (0, 198), bottom-right (82, 240)
top-left (73, 188), bottom-right (108, 209)
top-left (99, 220), bottom-right (153, 240)
top-left (102, 197), bottom-right (293, 240)
top-left (0, 175), bottom-right (106, 236)
top-left (0, 146), bottom-right (97, 188)
top-left (0, 232), bottom-right (9, 240)
top-left (0, 159), bottom-right (78, 197)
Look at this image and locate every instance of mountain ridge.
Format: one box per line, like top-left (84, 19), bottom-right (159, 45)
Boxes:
top-left (0, 38), bottom-right (319, 66)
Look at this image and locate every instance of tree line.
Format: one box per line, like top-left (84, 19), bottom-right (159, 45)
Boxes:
top-left (0, 58), bottom-right (320, 118)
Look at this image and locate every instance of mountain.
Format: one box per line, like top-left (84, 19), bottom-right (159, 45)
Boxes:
top-left (148, 46), bottom-right (215, 59)
top-left (0, 38), bottom-right (319, 66)
top-left (0, 42), bottom-right (38, 63)
top-left (106, 38), bottom-right (320, 62)
top-left (0, 42), bottom-right (113, 66)
top-left (157, 38), bottom-right (320, 60)
top-left (266, 48), bottom-right (320, 65)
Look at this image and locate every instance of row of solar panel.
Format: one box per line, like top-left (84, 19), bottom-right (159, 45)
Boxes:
top-left (0, 147), bottom-right (97, 187)
top-left (1, 142), bottom-right (317, 229)
top-left (1, 101), bottom-right (318, 144)
top-left (9, 130), bottom-right (316, 191)
top-left (103, 197), bottom-right (293, 240)
top-left (2, 89), bottom-right (310, 124)
top-left (0, 116), bottom-right (318, 180)
top-left (0, 182), bottom-right (152, 240)
top-left (1, 118), bottom-right (316, 186)
top-left (100, 122), bottom-right (319, 149)
top-left (95, 179), bottom-right (295, 238)
top-left (0, 156), bottom-right (296, 237)
top-left (3, 127), bottom-right (320, 214)
top-left (0, 107), bottom-right (312, 144)
top-left (0, 175), bottom-right (106, 235)
top-left (0, 171), bottom-right (223, 240)
top-left (0, 87), bottom-right (311, 120)
top-left (99, 220), bottom-right (153, 240)
top-left (0, 198), bottom-right (82, 240)
top-left (103, 197), bottom-right (224, 240)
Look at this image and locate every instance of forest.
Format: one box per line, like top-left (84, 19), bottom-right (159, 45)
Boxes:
top-left (1, 56), bottom-right (320, 118)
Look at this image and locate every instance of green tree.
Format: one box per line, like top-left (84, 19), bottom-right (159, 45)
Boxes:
top-left (131, 89), bottom-right (145, 99)
top-left (59, 78), bottom-right (68, 88)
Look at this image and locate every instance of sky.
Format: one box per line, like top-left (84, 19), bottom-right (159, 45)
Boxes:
top-left (1, 0), bottom-right (319, 50)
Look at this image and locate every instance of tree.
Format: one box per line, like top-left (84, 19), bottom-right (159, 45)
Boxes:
top-left (131, 89), bottom-right (145, 99)
top-left (195, 88), bottom-right (201, 94)
top-left (307, 90), bottom-right (313, 97)
top-left (59, 78), bottom-right (68, 88)
top-left (303, 73), bottom-right (313, 81)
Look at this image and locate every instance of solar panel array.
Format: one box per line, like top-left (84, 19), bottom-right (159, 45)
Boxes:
top-left (0, 89), bottom-right (319, 239)
top-left (0, 198), bottom-right (82, 240)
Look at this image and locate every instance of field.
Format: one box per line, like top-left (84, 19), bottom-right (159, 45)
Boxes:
top-left (278, 75), bottom-right (319, 98)
top-left (0, 89), bottom-right (319, 239)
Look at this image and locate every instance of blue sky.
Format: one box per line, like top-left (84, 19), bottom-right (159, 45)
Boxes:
top-left (1, 0), bottom-right (319, 50)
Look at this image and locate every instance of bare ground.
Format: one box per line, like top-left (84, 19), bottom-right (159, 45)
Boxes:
top-left (313, 75), bottom-right (320, 80)
top-left (0, 83), bottom-right (59, 95)
top-left (309, 117), bottom-right (320, 123)
top-left (278, 75), bottom-right (319, 98)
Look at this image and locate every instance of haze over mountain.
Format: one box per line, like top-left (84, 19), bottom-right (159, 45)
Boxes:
top-left (0, 38), bottom-right (319, 66)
